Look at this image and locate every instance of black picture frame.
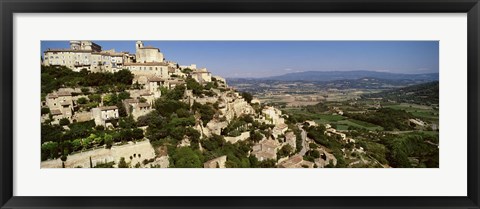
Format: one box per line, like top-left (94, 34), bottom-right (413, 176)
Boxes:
top-left (1, 0), bottom-right (479, 208)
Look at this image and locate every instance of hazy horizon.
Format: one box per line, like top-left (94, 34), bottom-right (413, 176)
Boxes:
top-left (41, 41), bottom-right (439, 78)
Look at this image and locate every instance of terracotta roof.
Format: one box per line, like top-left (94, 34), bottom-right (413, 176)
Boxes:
top-left (191, 71), bottom-right (210, 74)
top-left (278, 155), bottom-right (303, 168)
top-left (99, 106), bottom-right (118, 111)
top-left (253, 150), bottom-right (276, 160)
top-left (167, 80), bottom-right (185, 85)
top-left (137, 103), bottom-right (151, 108)
top-left (260, 139), bottom-right (279, 149)
top-left (140, 92), bottom-right (153, 96)
top-left (57, 92), bottom-right (72, 96)
top-left (47, 92), bottom-right (71, 98)
top-left (123, 99), bottom-right (139, 104)
top-left (60, 101), bottom-right (71, 106)
top-left (45, 49), bottom-right (92, 53)
top-left (148, 77), bottom-right (166, 82)
top-left (203, 155), bottom-right (227, 168)
top-left (50, 109), bottom-right (62, 116)
top-left (285, 132), bottom-right (296, 141)
top-left (140, 46), bottom-right (160, 50)
top-left (47, 94), bottom-right (58, 99)
top-left (124, 62), bottom-right (167, 66)
top-left (275, 123), bottom-right (288, 130)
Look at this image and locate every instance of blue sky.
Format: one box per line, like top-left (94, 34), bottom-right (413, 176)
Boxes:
top-left (41, 41), bottom-right (439, 78)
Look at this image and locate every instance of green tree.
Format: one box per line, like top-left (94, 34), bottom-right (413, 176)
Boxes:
top-left (41, 107), bottom-right (50, 115)
top-left (132, 128), bottom-right (144, 140)
top-left (116, 101), bottom-right (128, 117)
top-left (192, 102), bottom-right (216, 124)
top-left (118, 157), bottom-right (128, 168)
top-left (278, 144), bottom-right (294, 158)
top-left (77, 97), bottom-right (88, 104)
top-left (81, 87), bottom-right (90, 94)
top-left (117, 91), bottom-right (131, 101)
top-left (88, 94), bottom-right (102, 103)
top-left (71, 139), bottom-right (83, 151)
top-left (59, 118), bottom-right (70, 126)
top-left (119, 116), bottom-right (136, 129)
top-left (103, 93), bottom-right (118, 106)
top-left (113, 69), bottom-right (134, 85)
top-left (186, 77), bottom-right (203, 95)
top-left (241, 92), bottom-right (253, 103)
top-left (171, 147), bottom-right (202, 168)
top-left (104, 134), bottom-right (113, 149)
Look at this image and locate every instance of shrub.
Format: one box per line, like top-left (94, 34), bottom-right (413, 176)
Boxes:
top-left (59, 118), bottom-right (70, 126)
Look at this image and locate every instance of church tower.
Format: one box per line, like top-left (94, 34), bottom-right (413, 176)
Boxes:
top-left (136, 41), bottom-right (144, 50)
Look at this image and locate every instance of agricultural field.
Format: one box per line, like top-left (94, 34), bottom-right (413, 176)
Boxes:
top-left (384, 103), bottom-right (439, 121)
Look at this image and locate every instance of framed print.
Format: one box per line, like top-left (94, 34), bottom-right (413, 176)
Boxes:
top-left (1, 0), bottom-right (479, 208)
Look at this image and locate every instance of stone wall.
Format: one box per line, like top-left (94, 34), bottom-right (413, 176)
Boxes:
top-left (41, 140), bottom-right (156, 168)
top-left (224, 131), bottom-right (250, 144)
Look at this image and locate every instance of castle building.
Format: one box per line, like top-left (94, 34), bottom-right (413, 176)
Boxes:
top-left (135, 41), bottom-right (164, 63)
top-left (43, 41), bottom-right (129, 73)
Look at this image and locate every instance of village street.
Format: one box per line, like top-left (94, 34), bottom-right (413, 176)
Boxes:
top-left (298, 124), bottom-right (310, 156)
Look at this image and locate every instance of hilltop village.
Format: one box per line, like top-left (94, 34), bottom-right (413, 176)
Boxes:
top-left (41, 41), bottom-right (438, 168)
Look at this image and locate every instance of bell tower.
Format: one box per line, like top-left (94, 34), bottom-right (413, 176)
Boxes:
top-left (136, 41), bottom-right (144, 50)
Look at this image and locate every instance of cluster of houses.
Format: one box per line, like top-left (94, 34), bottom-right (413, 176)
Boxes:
top-left (42, 40), bottom-right (361, 168)
top-left (41, 40), bottom-right (217, 127)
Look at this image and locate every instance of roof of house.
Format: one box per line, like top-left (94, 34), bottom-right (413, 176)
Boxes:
top-left (167, 80), bottom-right (185, 85)
top-left (275, 123), bottom-right (288, 130)
top-left (253, 150), bottom-right (276, 160)
top-left (137, 103), bottom-right (151, 108)
top-left (260, 139), bottom-right (279, 149)
top-left (124, 62), bottom-right (167, 66)
top-left (278, 155), bottom-right (303, 168)
top-left (57, 92), bottom-right (72, 96)
top-left (285, 132), bottom-right (296, 141)
top-left (50, 109), bottom-right (62, 116)
top-left (47, 92), bottom-right (72, 99)
top-left (99, 106), bottom-right (118, 111)
top-left (123, 99), bottom-right (139, 104)
top-left (44, 49), bottom-right (92, 53)
top-left (60, 101), bottom-right (71, 106)
top-left (139, 92), bottom-right (153, 96)
top-left (203, 155), bottom-right (227, 168)
top-left (140, 46), bottom-right (160, 50)
top-left (148, 77), bottom-right (166, 82)
top-left (47, 94), bottom-right (58, 99)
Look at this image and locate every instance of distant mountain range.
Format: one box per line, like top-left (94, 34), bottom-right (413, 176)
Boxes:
top-left (252, 70), bottom-right (439, 82)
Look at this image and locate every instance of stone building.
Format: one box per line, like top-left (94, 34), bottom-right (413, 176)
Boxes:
top-left (46, 91), bottom-right (74, 121)
top-left (124, 62), bottom-right (169, 78)
top-left (284, 132), bottom-right (297, 151)
top-left (135, 41), bottom-right (164, 63)
top-left (204, 155), bottom-right (227, 168)
top-left (260, 106), bottom-right (285, 125)
top-left (251, 138), bottom-right (280, 161)
top-left (92, 106), bottom-right (119, 126)
top-left (146, 77), bottom-right (166, 98)
top-left (277, 154), bottom-right (315, 168)
top-left (191, 68), bottom-right (212, 84)
top-left (131, 103), bottom-right (153, 120)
